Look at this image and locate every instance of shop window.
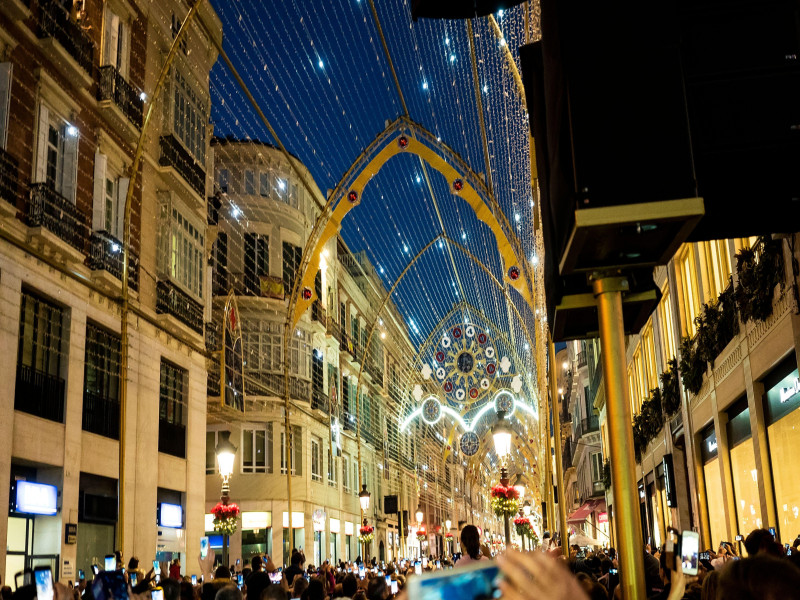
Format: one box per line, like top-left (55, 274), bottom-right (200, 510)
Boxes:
top-left (727, 400), bottom-right (762, 535)
top-left (701, 424), bottom-right (726, 548)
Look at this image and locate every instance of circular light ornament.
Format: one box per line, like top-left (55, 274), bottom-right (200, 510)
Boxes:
top-left (421, 397), bottom-right (443, 425)
top-left (495, 392), bottom-right (514, 414)
top-left (398, 136), bottom-right (409, 149)
top-left (442, 336), bottom-right (451, 348)
top-left (460, 431), bottom-right (480, 456)
top-left (465, 325), bottom-right (475, 338)
top-left (455, 388), bottom-right (466, 401)
top-left (486, 346), bottom-right (495, 359)
top-left (435, 351), bottom-right (445, 363)
top-left (302, 288), bottom-right (313, 300)
top-left (508, 266), bottom-right (520, 280)
top-left (453, 178), bottom-right (464, 192)
top-left (436, 367), bottom-right (446, 380)
top-left (347, 190), bottom-right (359, 203)
top-left (480, 378), bottom-right (490, 390)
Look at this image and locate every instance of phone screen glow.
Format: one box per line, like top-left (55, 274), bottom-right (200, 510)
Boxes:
top-left (105, 556), bottom-right (116, 571)
top-left (681, 532), bottom-right (699, 576)
top-left (34, 568), bottom-right (54, 600)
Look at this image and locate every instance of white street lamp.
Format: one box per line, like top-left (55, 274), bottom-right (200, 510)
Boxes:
top-left (216, 436), bottom-right (237, 496)
top-left (359, 484), bottom-right (371, 512)
top-left (445, 519), bottom-right (452, 531)
top-left (492, 411), bottom-right (512, 462)
top-left (416, 507), bottom-right (424, 525)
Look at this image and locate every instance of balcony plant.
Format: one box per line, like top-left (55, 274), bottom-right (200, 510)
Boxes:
top-left (735, 236), bottom-right (785, 323)
top-left (603, 459), bottom-right (611, 490)
top-left (211, 501), bottom-right (240, 536)
top-left (660, 359), bottom-right (681, 416)
top-left (679, 336), bottom-right (704, 396)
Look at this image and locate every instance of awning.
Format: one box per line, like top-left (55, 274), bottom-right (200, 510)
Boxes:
top-left (568, 499), bottom-right (607, 523)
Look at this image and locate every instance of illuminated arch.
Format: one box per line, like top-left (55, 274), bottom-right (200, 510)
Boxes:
top-left (286, 116), bottom-right (534, 332)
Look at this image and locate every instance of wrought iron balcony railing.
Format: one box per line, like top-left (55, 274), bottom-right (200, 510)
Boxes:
top-left (0, 146), bottom-right (19, 206)
top-left (82, 390), bottom-right (120, 439)
top-left (159, 134), bottom-right (206, 197)
top-left (156, 279), bottom-right (204, 334)
top-left (97, 65), bottom-right (143, 128)
top-left (15, 364), bottom-right (65, 423)
top-left (158, 419), bottom-right (186, 458)
top-left (311, 388), bottom-right (328, 412)
top-left (575, 415), bottom-right (600, 439)
top-left (312, 300), bottom-right (326, 325)
top-left (28, 183), bottom-right (89, 253)
top-left (36, 0), bottom-right (94, 76)
top-left (88, 230), bottom-right (139, 291)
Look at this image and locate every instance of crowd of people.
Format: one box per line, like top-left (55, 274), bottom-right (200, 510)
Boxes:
top-left (3, 526), bottom-right (800, 599)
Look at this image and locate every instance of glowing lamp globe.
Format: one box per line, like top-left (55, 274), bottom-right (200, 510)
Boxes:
top-left (492, 412), bottom-right (512, 460)
top-left (359, 485), bottom-right (371, 511)
top-left (216, 437), bottom-right (237, 478)
top-left (416, 508), bottom-right (424, 524)
top-left (445, 519), bottom-right (452, 531)
top-left (523, 501), bottom-right (532, 517)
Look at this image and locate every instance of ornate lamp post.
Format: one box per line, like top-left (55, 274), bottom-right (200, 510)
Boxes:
top-left (492, 411), bottom-right (513, 546)
top-left (215, 436), bottom-right (237, 567)
top-left (359, 485), bottom-right (371, 559)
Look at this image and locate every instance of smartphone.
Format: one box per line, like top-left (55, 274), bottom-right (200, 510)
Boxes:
top-left (385, 575), bottom-right (391, 586)
top-left (105, 555), bottom-right (117, 571)
top-left (699, 552), bottom-right (710, 562)
top-left (236, 559), bottom-right (241, 567)
top-left (130, 573), bottom-right (138, 586)
top-left (735, 534), bottom-right (744, 542)
top-left (414, 562), bottom-right (422, 576)
top-left (769, 527), bottom-right (777, 539)
top-left (269, 572), bottom-right (282, 584)
top-left (191, 575), bottom-right (197, 586)
top-left (407, 562), bottom-right (500, 600)
top-left (609, 568), bottom-right (618, 575)
top-left (358, 566), bottom-right (365, 580)
top-left (153, 560), bottom-right (161, 575)
top-left (34, 566), bottom-right (54, 600)
top-left (665, 528), bottom-right (679, 570)
top-left (681, 530), bottom-right (700, 576)
top-left (78, 570), bottom-right (85, 580)
top-left (436, 560), bottom-right (441, 568)
top-left (152, 587), bottom-right (164, 600)
top-left (391, 580), bottom-right (398, 594)
top-left (422, 557), bottom-right (428, 568)
top-left (200, 537), bottom-right (209, 559)
top-left (237, 574), bottom-right (243, 588)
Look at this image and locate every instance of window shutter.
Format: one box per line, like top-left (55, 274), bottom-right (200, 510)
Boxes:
top-left (92, 151), bottom-right (107, 230)
top-left (34, 104), bottom-right (49, 183)
top-left (116, 177), bottom-right (129, 239)
top-left (0, 62), bottom-right (12, 149)
top-left (104, 11), bottom-right (120, 68)
top-left (62, 131), bottom-right (79, 203)
top-left (119, 22), bottom-right (130, 78)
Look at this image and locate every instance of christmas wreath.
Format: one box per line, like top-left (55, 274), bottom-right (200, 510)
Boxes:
top-left (416, 529), bottom-right (427, 543)
top-left (490, 484), bottom-right (520, 517)
top-left (211, 502), bottom-right (240, 536)
top-left (359, 525), bottom-right (374, 543)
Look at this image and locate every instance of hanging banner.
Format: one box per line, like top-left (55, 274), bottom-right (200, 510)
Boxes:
top-left (330, 372), bottom-right (341, 457)
top-left (222, 291), bottom-right (245, 412)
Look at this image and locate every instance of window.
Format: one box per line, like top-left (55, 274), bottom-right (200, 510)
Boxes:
top-left (327, 448), bottom-right (337, 487)
top-left (280, 425), bottom-right (302, 475)
top-left (83, 322), bottom-right (121, 438)
top-left (159, 360), bottom-right (187, 457)
top-left (244, 169), bottom-right (255, 195)
top-left (0, 62), bottom-right (12, 149)
top-left (703, 240), bottom-right (732, 301)
top-left (170, 12), bottom-right (188, 54)
top-left (343, 454), bottom-right (350, 492)
top-left (642, 323), bottom-right (657, 392)
top-left (352, 460), bottom-right (359, 495)
top-left (657, 285), bottom-right (676, 363)
top-left (244, 234), bottom-right (269, 294)
top-left (274, 176), bottom-right (288, 203)
top-left (282, 241), bottom-right (302, 291)
top-left (158, 194), bottom-right (205, 300)
top-left (212, 232), bottom-right (228, 294)
top-left (92, 151), bottom-right (129, 238)
top-left (172, 69), bottom-right (206, 161)
top-left (677, 246), bottom-right (700, 337)
top-left (102, 6), bottom-right (130, 77)
top-left (242, 425), bottom-right (273, 473)
top-left (259, 171), bottom-right (270, 197)
top-left (34, 104), bottom-right (78, 202)
top-left (218, 169), bottom-right (229, 193)
top-left (289, 330), bottom-right (312, 379)
top-left (206, 431), bottom-right (219, 474)
top-left (16, 290), bottom-right (66, 422)
top-left (591, 452), bottom-right (603, 482)
top-left (311, 437), bottom-right (322, 482)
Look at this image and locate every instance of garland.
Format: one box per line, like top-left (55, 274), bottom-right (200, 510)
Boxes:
top-left (359, 525), bottom-right (374, 544)
top-left (490, 485), bottom-right (520, 517)
top-left (211, 502), bottom-right (240, 536)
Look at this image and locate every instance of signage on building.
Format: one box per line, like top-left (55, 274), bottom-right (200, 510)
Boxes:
top-left (597, 512), bottom-right (608, 524)
top-left (242, 511), bottom-right (270, 530)
top-left (158, 503), bottom-right (183, 528)
top-left (707, 440), bottom-right (717, 453)
top-left (15, 481), bottom-right (58, 515)
top-left (313, 509), bottom-right (326, 532)
top-left (780, 377), bottom-right (800, 403)
top-left (65, 523), bottom-right (77, 544)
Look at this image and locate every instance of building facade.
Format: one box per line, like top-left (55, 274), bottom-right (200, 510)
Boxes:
top-left (203, 139), bottom-right (500, 567)
top-left (0, 0), bottom-right (221, 584)
top-left (575, 235), bottom-right (800, 552)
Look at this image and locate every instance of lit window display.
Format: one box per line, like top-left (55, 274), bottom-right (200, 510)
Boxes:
top-left (727, 400), bottom-right (762, 536)
top-left (701, 425), bottom-right (727, 548)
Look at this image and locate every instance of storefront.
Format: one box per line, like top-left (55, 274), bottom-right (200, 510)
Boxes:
top-left (763, 354), bottom-right (800, 540)
top-left (344, 521), bottom-right (354, 561)
top-left (329, 519), bottom-right (340, 563)
top-left (727, 398), bottom-right (763, 535)
top-left (241, 512), bottom-right (271, 563)
top-left (701, 424), bottom-right (726, 548)
top-left (282, 512), bottom-right (305, 566)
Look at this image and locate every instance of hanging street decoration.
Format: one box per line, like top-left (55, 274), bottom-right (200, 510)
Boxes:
top-left (359, 524), bottom-right (375, 543)
top-left (211, 502), bottom-right (240, 536)
top-left (222, 292), bottom-right (244, 412)
top-left (459, 431), bottom-right (480, 456)
top-left (490, 484), bottom-right (520, 517)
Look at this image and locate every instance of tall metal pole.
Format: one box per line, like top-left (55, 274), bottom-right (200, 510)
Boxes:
top-left (548, 336), bottom-right (569, 557)
top-left (593, 276), bottom-right (646, 599)
top-left (541, 375), bottom-right (555, 535)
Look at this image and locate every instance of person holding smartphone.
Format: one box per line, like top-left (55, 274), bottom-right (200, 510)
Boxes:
top-left (454, 525), bottom-right (488, 567)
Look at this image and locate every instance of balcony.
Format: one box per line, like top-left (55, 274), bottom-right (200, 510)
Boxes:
top-left (156, 279), bottom-right (204, 335)
top-left (205, 320), bottom-right (220, 352)
top-left (88, 230), bottom-right (139, 292)
top-left (576, 351), bottom-right (587, 368)
top-left (0, 147), bottom-right (20, 218)
top-left (575, 415), bottom-right (600, 439)
top-left (311, 388), bottom-right (328, 412)
top-left (562, 437), bottom-right (575, 472)
top-left (311, 300), bottom-right (327, 326)
top-left (36, 0), bottom-right (94, 88)
top-left (15, 364), bottom-right (65, 423)
top-left (158, 419), bottom-right (186, 458)
top-left (242, 371), bottom-right (310, 402)
top-left (159, 134), bottom-right (206, 199)
top-left (343, 410), bottom-right (356, 432)
top-left (27, 183), bottom-right (89, 263)
top-left (82, 390), bottom-right (120, 439)
top-left (207, 194), bottom-right (221, 226)
top-left (97, 66), bottom-right (143, 137)
top-left (365, 359), bottom-right (383, 386)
